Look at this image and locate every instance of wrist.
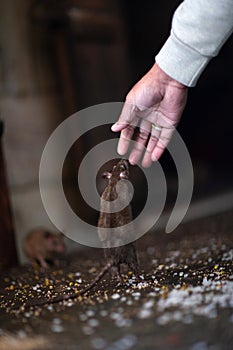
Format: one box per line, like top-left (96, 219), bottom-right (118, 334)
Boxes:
top-left (151, 62), bottom-right (188, 90)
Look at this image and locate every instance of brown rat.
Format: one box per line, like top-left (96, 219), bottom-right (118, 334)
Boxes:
top-left (21, 160), bottom-right (140, 308)
top-left (97, 158), bottom-right (139, 283)
top-left (23, 228), bottom-right (66, 269)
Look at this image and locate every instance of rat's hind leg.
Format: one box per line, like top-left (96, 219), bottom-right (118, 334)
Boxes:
top-left (127, 246), bottom-right (139, 275)
top-left (126, 250), bottom-right (141, 281)
top-left (128, 261), bottom-right (141, 282)
top-left (112, 265), bottom-right (124, 285)
top-left (38, 256), bottom-right (50, 269)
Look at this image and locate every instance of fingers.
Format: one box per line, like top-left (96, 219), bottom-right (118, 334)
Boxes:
top-left (151, 126), bottom-right (175, 162)
top-left (141, 124), bottom-right (161, 167)
top-left (117, 124), bottom-right (136, 156)
top-left (111, 102), bottom-right (138, 156)
top-left (129, 120), bottom-right (151, 165)
top-left (129, 121), bottom-right (175, 167)
top-left (111, 102), bottom-right (176, 166)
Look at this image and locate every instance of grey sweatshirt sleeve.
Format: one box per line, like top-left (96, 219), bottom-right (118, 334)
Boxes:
top-left (155, 0), bottom-right (233, 87)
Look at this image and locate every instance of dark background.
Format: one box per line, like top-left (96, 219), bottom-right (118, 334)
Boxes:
top-left (42, 0), bottom-right (233, 198)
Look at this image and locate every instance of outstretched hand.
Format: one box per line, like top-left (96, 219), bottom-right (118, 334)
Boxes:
top-left (111, 63), bottom-right (188, 167)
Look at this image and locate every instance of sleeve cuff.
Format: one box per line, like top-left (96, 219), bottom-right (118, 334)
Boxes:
top-left (155, 33), bottom-right (212, 87)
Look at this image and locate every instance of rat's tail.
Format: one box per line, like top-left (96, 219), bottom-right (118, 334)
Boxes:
top-left (16, 262), bottom-right (113, 309)
top-left (79, 261), bottom-right (113, 295)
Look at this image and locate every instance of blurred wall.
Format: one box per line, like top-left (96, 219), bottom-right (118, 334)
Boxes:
top-left (0, 0), bottom-right (67, 263)
top-left (0, 0), bottom-right (131, 263)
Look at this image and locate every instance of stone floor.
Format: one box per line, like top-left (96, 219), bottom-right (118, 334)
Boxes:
top-left (0, 210), bottom-right (233, 350)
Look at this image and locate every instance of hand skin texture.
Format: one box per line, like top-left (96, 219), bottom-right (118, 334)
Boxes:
top-left (111, 63), bottom-right (188, 168)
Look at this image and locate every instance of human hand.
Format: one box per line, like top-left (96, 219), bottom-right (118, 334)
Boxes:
top-left (111, 63), bottom-right (188, 167)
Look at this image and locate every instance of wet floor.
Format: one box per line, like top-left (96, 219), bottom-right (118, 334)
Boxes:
top-left (0, 210), bottom-right (233, 350)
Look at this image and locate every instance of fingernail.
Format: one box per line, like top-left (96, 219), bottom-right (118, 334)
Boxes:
top-left (151, 155), bottom-right (158, 162)
top-left (129, 158), bottom-right (137, 166)
top-left (111, 123), bottom-right (118, 131)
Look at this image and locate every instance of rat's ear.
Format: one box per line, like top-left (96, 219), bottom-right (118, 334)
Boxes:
top-left (102, 172), bottom-right (111, 179)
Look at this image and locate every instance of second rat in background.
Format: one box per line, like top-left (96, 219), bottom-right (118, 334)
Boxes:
top-left (23, 228), bottom-right (66, 268)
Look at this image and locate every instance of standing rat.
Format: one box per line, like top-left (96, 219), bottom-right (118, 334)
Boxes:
top-left (97, 158), bottom-right (139, 283)
top-left (23, 228), bottom-right (66, 268)
top-left (21, 160), bottom-right (140, 308)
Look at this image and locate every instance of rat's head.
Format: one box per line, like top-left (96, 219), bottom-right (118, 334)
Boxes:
top-left (44, 231), bottom-right (65, 253)
top-left (102, 159), bottom-right (129, 182)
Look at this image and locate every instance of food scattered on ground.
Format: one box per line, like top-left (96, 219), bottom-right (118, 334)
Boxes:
top-left (0, 211), bottom-right (232, 349)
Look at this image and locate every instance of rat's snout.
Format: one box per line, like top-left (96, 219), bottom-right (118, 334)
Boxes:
top-left (51, 234), bottom-right (66, 253)
top-left (119, 159), bottom-right (129, 179)
top-left (56, 240), bottom-right (66, 253)
top-left (56, 244), bottom-right (65, 253)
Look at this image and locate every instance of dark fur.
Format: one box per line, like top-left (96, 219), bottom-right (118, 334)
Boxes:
top-left (98, 159), bottom-right (139, 283)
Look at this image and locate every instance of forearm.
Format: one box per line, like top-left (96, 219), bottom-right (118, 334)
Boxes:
top-left (156, 0), bottom-right (233, 87)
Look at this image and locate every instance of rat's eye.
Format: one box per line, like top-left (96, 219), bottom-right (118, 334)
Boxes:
top-left (53, 240), bottom-right (58, 247)
top-left (44, 231), bottom-right (51, 239)
top-left (120, 170), bottom-right (128, 179)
